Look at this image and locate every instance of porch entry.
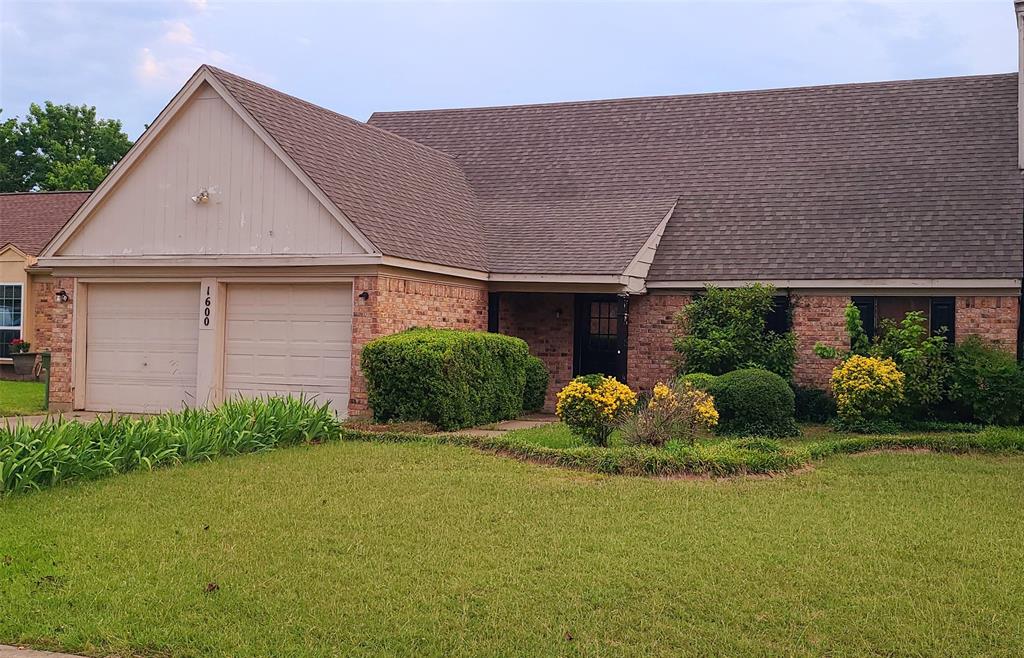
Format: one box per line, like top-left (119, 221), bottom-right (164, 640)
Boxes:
top-left (573, 294), bottom-right (628, 382)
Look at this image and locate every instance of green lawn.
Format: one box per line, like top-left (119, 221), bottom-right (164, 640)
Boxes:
top-left (503, 421), bottom-right (834, 449)
top-left (0, 380), bottom-right (45, 416)
top-left (2, 440), bottom-right (1024, 657)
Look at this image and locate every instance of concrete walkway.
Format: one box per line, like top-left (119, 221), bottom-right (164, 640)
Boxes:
top-left (456, 413), bottom-right (557, 437)
top-left (1, 411), bottom-right (111, 428)
top-left (0, 646), bottom-right (86, 658)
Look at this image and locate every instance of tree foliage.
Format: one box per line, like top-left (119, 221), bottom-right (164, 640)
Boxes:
top-left (0, 102), bottom-right (133, 192)
top-left (673, 284), bottom-right (796, 379)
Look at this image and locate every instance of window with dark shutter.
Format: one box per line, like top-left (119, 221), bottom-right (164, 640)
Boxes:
top-left (930, 297), bottom-right (955, 344)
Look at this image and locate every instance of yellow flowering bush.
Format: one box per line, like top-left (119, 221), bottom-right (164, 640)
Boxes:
top-left (556, 375), bottom-right (638, 446)
top-left (621, 381), bottom-right (719, 447)
top-left (831, 355), bottom-right (905, 428)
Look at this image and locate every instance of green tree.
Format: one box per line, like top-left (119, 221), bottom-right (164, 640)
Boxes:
top-left (673, 284), bottom-right (796, 379)
top-left (0, 102), bottom-right (133, 192)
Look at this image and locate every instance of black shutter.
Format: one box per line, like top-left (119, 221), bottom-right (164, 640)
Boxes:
top-left (487, 293), bottom-right (500, 333)
top-left (852, 296), bottom-right (876, 342)
top-left (930, 297), bottom-right (955, 344)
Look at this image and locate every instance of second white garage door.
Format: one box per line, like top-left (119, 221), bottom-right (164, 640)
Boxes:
top-left (224, 283), bottom-right (352, 414)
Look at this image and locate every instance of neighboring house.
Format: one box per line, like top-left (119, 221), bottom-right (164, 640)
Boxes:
top-left (30, 18), bottom-right (1024, 414)
top-left (0, 192), bottom-right (91, 375)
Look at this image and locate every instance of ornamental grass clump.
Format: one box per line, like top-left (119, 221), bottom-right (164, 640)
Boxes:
top-left (830, 355), bottom-right (905, 433)
top-left (0, 396), bottom-right (340, 495)
top-left (555, 375), bottom-right (637, 446)
top-left (619, 381), bottom-right (719, 447)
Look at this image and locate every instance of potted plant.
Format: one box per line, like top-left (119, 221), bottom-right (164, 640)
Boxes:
top-left (9, 338), bottom-right (37, 376)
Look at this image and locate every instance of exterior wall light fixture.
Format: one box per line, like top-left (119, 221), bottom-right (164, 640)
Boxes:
top-left (54, 289), bottom-right (69, 304)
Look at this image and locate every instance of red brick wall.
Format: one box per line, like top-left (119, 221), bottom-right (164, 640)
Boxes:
top-left (349, 274), bottom-right (489, 416)
top-left (627, 293), bottom-right (689, 392)
top-left (32, 276), bottom-right (76, 408)
top-left (956, 296), bottom-right (1019, 353)
top-left (792, 294), bottom-right (849, 390)
top-left (496, 293), bottom-right (574, 411)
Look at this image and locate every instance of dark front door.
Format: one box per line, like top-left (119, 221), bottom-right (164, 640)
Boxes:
top-left (573, 294), bottom-right (628, 382)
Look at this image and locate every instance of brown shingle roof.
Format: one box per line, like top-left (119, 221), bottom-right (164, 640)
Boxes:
top-left (207, 67), bottom-right (488, 271)
top-left (370, 73), bottom-right (1023, 280)
top-left (0, 191), bottom-right (91, 256)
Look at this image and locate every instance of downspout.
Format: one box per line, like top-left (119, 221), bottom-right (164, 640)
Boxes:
top-left (1016, 1), bottom-right (1024, 360)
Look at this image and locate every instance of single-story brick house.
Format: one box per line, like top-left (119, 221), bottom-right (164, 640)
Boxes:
top-left (0, 192), bottom-right (90, 377)
top-left (22, 48), bottom-right (1024, 414)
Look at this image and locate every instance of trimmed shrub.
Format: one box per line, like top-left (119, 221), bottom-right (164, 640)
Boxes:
top-left (361, 328), bottom-right (530, 431)
top-left (707, 368), bottom-right (799, 437)
top-left (948, 336), bottom-right (1024, 425)
top-left (830, 355), bottom-right (905, 433)
top-left (793, 385), bottom-right (836, 423)
top-left (678, 372), bottom-right (717, 392)
top-left (523, 355), bottom-right (549, 412)
top-left (555, 375), bottom-right (637, 446)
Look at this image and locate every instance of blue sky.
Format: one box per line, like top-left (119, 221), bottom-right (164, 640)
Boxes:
top-left (0, 1), bottom-right (1016, 138)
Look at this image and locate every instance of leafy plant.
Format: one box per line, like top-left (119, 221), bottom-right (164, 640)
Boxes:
top-left (814, 303), bottom-right (869, 359)
top-left (830, 355), bottom-right (905, 432)
top-left (8, 338), bottom-right (30, 354)
top-left (0, 397), bottom-right (340, 495)
top-left (674, 284), bottom-right (796, 378)
top-left (792, 385), bottom-right (836, 423)
top-left (948, 336), bottom-right (1024, 425)
top-left (619, 381), bottom-right (718, 448)
top-left (874, 311), bottom-right (950, 418)
top-left (677, 372), bottom-right (717, 392)
top-left (707, 368), bottom-right (799, 438)
top-left (555, 375), bottom-right (637, 446)
top-left (522, 355), bottom-right (549, 412)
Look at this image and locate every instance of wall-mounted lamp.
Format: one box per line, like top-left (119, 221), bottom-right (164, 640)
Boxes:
top-left (358, 291), bottom-right (370, 301)
top-left (190, 189), bottom-right (210, 204)
top-left (54, 289), bottom-right (69, 304)
top-left (555, 309), bottom-right (562, 320)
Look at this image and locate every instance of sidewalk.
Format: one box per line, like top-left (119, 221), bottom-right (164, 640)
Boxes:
top-left (1, 411), bottom-right (110, 428)
top-left (455, 412), bottom-right (556, 438)
top-left (0, 647), bottom-right (87, 658)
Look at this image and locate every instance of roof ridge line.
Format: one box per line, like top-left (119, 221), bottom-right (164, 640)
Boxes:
top-left (368, 71), bottom-right (1017, 117)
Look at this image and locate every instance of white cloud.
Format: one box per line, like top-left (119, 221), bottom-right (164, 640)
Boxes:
top-left (186, 0), bottom-right (208, 12)
top-left (163, 21), bottom-right (194, 45)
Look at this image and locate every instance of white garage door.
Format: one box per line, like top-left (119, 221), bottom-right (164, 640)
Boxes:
top-left (224, 283), bottom-right (352, 414)
top-left (85, 283), bottom-right (200, 413)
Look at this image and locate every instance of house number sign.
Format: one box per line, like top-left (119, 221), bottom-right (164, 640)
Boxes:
top-left (200, 286), bottom-right (213, 330)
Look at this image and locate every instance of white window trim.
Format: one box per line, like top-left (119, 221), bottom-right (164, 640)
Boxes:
top-left (0, 282), bottom-right (24, 362)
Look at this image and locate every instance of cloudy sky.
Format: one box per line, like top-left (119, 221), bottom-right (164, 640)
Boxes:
top-left (0, 0), bottom-right (1016, 138)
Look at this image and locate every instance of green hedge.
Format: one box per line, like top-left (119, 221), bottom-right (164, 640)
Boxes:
top-left (361, 328), bottom-right (532, 430)
top-left (523, 356), bottom-right (549, 412)
top-left (708, 368), bottom-right (799, 437)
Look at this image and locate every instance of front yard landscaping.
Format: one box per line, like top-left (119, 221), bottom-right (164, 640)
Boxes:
top-left (0, 380), bottom-right (45, 416)
top-left (2, 435), bottom-right (1023, 657)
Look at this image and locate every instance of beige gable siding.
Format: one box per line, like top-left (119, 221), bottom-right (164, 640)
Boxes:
top-left (59, 83), bottom-right (364, 257)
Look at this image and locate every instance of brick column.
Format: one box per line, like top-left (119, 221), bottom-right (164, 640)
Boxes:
top-left (956, 296), bottom-right (1020, 353)
top-left (626, 293), bottom-right (690, 392)
top-left (349, 274), bottom-right (489, 417)
top-left (792, 294), bottom-right (849, 390)
top-left (32, 276), bottom-right (76, 409)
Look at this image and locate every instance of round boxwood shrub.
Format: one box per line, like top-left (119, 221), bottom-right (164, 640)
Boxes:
top-left (523, 355), bottom-right (549, 412)
top-left (678, 372), bottom-right (717, 392)
top-left (707, 368), bottom-right (799, 437)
